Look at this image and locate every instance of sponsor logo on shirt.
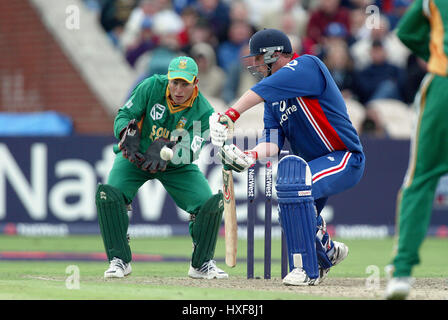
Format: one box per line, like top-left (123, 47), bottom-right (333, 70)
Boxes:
top-left (150, 125), bottom-right (170, 141)
top-left (150, 104), bottom-right (166, 121)
top-left (274, 100), bottom-right (298, 125)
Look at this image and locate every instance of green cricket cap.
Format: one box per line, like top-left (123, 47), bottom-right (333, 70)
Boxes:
top-left (167, 56), bottom-right (198, 83)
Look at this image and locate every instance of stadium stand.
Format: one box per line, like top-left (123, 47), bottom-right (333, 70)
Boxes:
top-left (0, 0), bottom-right (418, 138)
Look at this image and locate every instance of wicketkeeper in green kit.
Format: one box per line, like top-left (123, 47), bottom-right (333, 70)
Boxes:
top-left (385, 0), bottom-right (448, 299)
top-left (95, 56), bottom-right (228, 279)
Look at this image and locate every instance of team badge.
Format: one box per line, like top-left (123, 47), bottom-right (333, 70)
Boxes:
top-left (176, 117), bottom-right (187, 129)
top-left (178, 59), bottom-right (188, 69)
top-left (150, 104), bottom-right (166, 121)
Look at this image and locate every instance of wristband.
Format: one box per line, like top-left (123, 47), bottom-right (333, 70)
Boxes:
top-left (245, 150), bottom-right (258, 160)
top-left (225, 108), bottom-right (240, 122)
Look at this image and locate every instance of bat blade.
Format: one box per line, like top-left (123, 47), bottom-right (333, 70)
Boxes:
top-left (222, 167), bottom-right (237, 267)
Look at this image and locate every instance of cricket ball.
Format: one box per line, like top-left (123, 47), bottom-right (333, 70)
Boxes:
top-left (160, 146), bottom-right (174, 161)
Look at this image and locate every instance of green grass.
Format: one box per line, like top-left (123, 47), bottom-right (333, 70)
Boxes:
top-left (0, 235), bottom-right (446, 300)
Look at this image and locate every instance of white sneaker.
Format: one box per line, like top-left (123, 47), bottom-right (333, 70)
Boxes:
top-left (317, 241), bottom-right (349, 284)
top-left (104, 257), bottom-right (132, 278)
top-left (188, 260), bottom-right (229, 279)
top-left (331, 241), bottom-right (349, 266)
top-left (385, 277), bottom-right (414, 300)
top-left (283, 268), bottom-right (319, 286)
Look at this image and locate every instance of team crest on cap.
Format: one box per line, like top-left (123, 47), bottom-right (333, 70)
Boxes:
top-left (178, 59), bottom-right (188, 69)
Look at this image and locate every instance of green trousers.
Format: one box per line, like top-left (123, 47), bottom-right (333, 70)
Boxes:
top-left (107, 153), bottom-right (213, 215)
top-left (101, 153), bottom-right (221, 267)
top-left (393, 74), bottom-right (448, 276)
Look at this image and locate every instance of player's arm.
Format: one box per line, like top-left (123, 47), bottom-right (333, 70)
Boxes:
top-left (395, 0), bottom-right (430, 62)
top-left (113, 78), bottom-right (152, 163)
top-left (252, 142), bottom-right (279, 159)
top-left (218, 142), bottom-right (279, 173)
top-left (230, 55), bottom-right (324, 116)
top-left (219, 104), bottom-right (284, 172)
top-left (228, 89), bottom-right (264, 117)
top-left (209, 56), bottom-right (324, 146)
top-left (113, 78), bottom-right (152, 139)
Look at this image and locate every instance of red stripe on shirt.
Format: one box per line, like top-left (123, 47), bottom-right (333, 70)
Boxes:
top-left (300, 97), bottom-right (347, 151)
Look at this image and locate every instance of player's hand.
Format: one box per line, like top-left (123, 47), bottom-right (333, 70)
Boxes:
top-left (139, 138), bottom-right (176, 173)
top-left (219, 144), bottom-right (257, 173)
top-left (118, 119), bottom-right (144, 164)
top-left (209, 109), bottom-right (240, 146)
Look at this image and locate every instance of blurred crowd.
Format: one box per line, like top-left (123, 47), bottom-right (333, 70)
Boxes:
top-left (83, 0), bottom-right (426, 138)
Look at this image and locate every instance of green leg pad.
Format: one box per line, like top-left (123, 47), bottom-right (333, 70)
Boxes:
top-left (96, 184), bottom-right (132, 263)
top-left (190, 192), bottom-right (224, 268)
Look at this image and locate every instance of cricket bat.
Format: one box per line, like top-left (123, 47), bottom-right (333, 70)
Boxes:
top-left (222, 166), bottom-right (237, 267)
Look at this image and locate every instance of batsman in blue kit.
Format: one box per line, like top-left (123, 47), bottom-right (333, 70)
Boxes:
top-left (210, 28), bottom-right (365, 285)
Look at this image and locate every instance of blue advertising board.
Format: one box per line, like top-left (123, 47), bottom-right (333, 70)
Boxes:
top-left (0, 136), bottom-right (446, 238)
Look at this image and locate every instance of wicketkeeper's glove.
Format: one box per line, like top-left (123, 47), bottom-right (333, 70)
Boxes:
top-left (218, 144), bottom-right (257, 173)
top-left (139, 138), bottom-right (176, 173)
top-left (118, 119), bottom-right (144, 164)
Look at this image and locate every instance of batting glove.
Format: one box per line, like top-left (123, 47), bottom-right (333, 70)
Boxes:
top-left (209, 108), bottom-right (240, 146)
top-left (219, 144), bottom-right (257, 173)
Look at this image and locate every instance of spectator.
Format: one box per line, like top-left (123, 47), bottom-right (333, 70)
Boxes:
top-left (354, 40), bottom-right (403, 105)
top-left (178, 6), bottom-right (200, 48)
top-left (323, 39), bottom-right (365, 133)
top-left (191, 42), bottom-right (226, 100)
top-left (100, 0), bottom-right (139, 47)
top-left (217, 20), bottom-right (253, 74)
top-left (350, 14), bottom-right (410, 70)
top-left (132, 10), bottom-right (185, 82)
top-left (261, 0), bottom-right (309, 38)
top-left (172, 0), bottom-right (198, 14)
top-left (229, 0), bottom-right (258, 33)
top-left (303, 0), bottom-right (351, 54)
top-left (181, 18), bottom-right (219, 55)
top-left (222, 44), bottom-right (257, 104)
top-left (347, 7), bottom-right (370, 45)
top-left (386, 0), bottom-right (412, 30)
top-left (400, 54), bottom-right (427, 105)
top-left (229, 0), bottom-right (249, 21)
top-left (243, 0), bottom-right (282, 29)
top-left (120, 0), bottom-right (163, 51)
top-left (353, 40), bottom-right (404, 137)
top-left (323, 39), bottom-right (355, 98)
top-left (316, 22), bottom-right (349, 59)
top-left (193, 0), bottom-right (231, 42)
top-left (281, 11), bottom-right (303, 40)
top-left (125, 16), bottom-right (158, 67)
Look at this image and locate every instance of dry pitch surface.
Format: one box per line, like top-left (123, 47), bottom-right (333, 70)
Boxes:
top-left (118, 276), bottom-right (448, 300)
